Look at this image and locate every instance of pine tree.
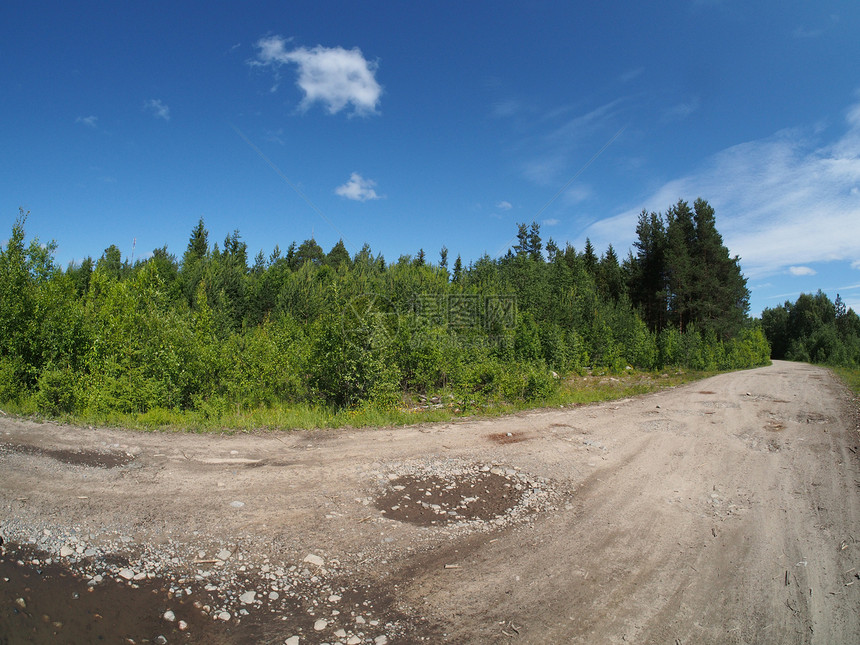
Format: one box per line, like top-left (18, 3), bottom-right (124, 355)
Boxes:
top-left (527, 221), bottom-right (543, 261)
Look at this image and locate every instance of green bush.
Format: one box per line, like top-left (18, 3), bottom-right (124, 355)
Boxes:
top-left (34, 367), bottom-right (79, 415)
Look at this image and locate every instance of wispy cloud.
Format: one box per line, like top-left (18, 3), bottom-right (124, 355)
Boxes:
top-left (789, 266), bottom-right (816, 276)
top-left (663, 97), bottom-right (700, 121)
top-left (619, 67), bottom-right (645, 83)
top-left (853, 260), bottom-right (860, 270)
top-left (335, 172), bottom-right (381, 201)
top-left (75, 115), bottom-right (98, 128)
top-left (543, 218), bottom-right (560, 226)
top-left (144, 99), bottom-right (170, 121)
top-left (252, 36), bottom-right (382, 116)
top-left (496, 200), bottom-right (512, 211)
top-left (521, 98), bottom-right (626, 186)
top-left (792, 26), bottom-right (824, 39)
top-left (584, 95), bottom-right (860, 278)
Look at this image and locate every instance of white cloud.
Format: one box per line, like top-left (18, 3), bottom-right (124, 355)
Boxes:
top-left (583, 96), bottom-right (860, 279)
top-left (252, 36), bottom-right (382, 116)
top-left (335, 172), bottom-right (381, 201)
top-left (543, 218), bottom-right (560, 226)
top-left (853, 260), bottom-right (860, 270)
top-left (75, 115), bottom-right (98, 128)
top-left (788, 266), bottom-right (817, 276)
top-left (496, 200), bottom-right (512, 210)
top-left (144, 99), bottom-right (170, 121)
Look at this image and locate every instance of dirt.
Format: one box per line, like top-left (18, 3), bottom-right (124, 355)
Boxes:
top-left (1, 360), bottom-right (860, 644)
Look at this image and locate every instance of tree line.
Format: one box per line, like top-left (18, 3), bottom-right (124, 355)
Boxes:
top-left (761, 291), bottom-right (860, 367)
top-left (0, 199), bottom-right (770, 418)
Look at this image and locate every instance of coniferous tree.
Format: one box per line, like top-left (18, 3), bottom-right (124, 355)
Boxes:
top-left (527, 221), bottom-right (543, 261)
top-left (326, 240), bottom-right (351, 270)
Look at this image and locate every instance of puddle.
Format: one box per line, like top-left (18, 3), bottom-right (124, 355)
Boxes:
top-left (0, 542), bottom-right (225, 644)
top-left (0, 442), bottom-right (134, 468)
top-left (376, 471), bottom-right (525, 527)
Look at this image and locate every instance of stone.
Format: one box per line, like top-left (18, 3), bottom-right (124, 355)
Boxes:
top-left (155, 636), bottom-right (168, 645)
top-left (230, 501), bottom-right (245, 508)
top-left (118, 568), bottom-right (135, 580)
top-left (216, 549), bottom-right (232, 561)
top-left (178, 620), bottom-right (188, 631)
top-left (60, 545), bottom-right (74, 558)
top-left (328, 594), bottom-right (341, 603)
top-left (239, 591), bottom-right (256, 604)
top-left (269, 591), bottom-right (279, 600)
top-left (217, 610), bottom-right (231, 621)
top-left (334, 629), bottom-right (347, 638)
top-left (303, 554), bottom-right (324, 567)
top-left (285, 637), bottom-right (300, 645)
top-left (347, 637), bottom-right (362, 645)
top-left (375, 636), bottom-right (388, 645)
top-left (313, 618), bottom-right (328, 631)
top-left (163, 610), bottom-right (176, 622)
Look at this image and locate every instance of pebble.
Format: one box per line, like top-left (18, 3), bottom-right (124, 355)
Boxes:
top-left (60, 545), bottom-right (74, 557)
top-left (216, 549), bottom-right (232, 561)
top-left (268, 591), bottom-right (279, 600)
top-left (217, 611), bottom-right (231, 621)
top-left (303, 554), bottom-right (324, 567)
top-left (375, 636), bottom-right (389, 645)
top-left (230, 501), bottom-right (245, 508)
top-left (239, 590), bottom-right (256, 604)
top-left (347, 637), bottom-right (362, 645)
top-left (118, 568), bottom-right (135, 580)
top-left (163, 610), bottom-right (176, 622)
top-left (285, 637), bottom-right (300, 645)
top-left (313, 618), bottom-right (328, 631)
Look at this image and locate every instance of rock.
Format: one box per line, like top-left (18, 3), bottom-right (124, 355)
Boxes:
top-left (217, 610), bottom-right (231, 621)
top-left (178, 620), bottom-right (188, 631)
top-left (163, 610), bottom-right (176, 622)
top-left (269, 591), bottom-right (279, 600)
top-left (285, 637), bottom-right (300, 645)
top-left (335, 629), bottom-right (347, 638)
top-left (230, 501), bottom-right (245, 508)
top-left (313, 618), bottom-right (328, 631)
top-left (328, 594), bottom-right (341, 603)
top-left (216, 549), bottom-right (232, 561)
top-left (118, 568), bottom-right (135, 580)
top-left (239, 591), bottom-right (256, 604)
top-left (375, 636), bottom-right (389, 645)
top-left (60, 545), bottom-right (74, 558)
top-left (303, 554), bottom-right (324, 567)
top-left (155, 636), bottom-right (168, 645)
top-left (15, 597), bottom-right (26, 609)
top-left (347, 637), bottom-right (361, 645)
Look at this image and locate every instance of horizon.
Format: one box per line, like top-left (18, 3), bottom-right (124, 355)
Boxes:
top-left (3, 1), bottom-right (859, 317)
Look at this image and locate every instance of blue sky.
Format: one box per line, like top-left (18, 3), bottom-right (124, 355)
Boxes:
top-left (2, 1), bottom-right (859, 316)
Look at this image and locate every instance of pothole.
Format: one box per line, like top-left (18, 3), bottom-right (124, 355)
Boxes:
top-left (373, 463), bottom-right (555, 528)
top-left (0, 443), bottom-right (134, 468)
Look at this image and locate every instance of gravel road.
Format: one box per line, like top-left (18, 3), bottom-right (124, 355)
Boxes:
top-left (2, 360), bottom-right (859, 644)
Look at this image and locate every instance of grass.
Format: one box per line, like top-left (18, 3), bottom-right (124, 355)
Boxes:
top-left (831, 365), bottom-right (860, 396)
top-left (0, 368), bottom-right (718, 433)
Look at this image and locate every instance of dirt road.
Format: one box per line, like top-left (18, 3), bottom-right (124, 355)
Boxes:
top-left (2, 360), bottom-right (859, 644)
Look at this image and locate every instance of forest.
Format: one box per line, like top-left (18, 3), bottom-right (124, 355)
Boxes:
top-left (0, 198), bottom-right (771, 424)
top-left (761, 291), bottom-right (860, 367)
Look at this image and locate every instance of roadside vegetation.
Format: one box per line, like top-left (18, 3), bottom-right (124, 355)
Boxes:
top-left (0, 199), bottom-right (769, 431)
top-left (760, 290), bottom-right (860, 395)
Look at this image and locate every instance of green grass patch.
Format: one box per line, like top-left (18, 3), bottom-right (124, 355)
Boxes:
top-left (0, 368), bottom-right (721, 433)
top-left (831, 366), bottom-right (860, 396)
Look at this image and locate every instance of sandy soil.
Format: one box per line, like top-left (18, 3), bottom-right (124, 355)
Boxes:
top-left (2, 360), bottom-right (859, 644)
